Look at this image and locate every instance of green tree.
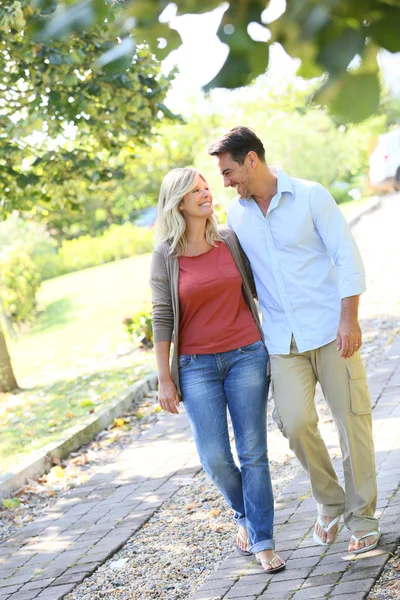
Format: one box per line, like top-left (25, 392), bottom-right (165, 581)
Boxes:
top-left (0, 0), bottom-right (177, 390)
top-left (36, 0), bottom-right (400, 123)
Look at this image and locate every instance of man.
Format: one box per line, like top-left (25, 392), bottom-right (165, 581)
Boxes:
top-left (209, 126), bottom-right (379, 554)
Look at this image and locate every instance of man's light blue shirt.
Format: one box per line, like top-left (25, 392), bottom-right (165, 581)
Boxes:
top-left (227, 168), bottom-right (366, 355)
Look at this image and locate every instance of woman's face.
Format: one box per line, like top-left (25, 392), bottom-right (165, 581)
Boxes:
top-left (178, 176), bottom-right (213, 221)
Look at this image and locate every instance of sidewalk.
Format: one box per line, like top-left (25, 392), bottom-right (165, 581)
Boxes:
top-left (0, 335), bottom-right (399, 600)
top-left (0, 194), bottom-right (399, 600)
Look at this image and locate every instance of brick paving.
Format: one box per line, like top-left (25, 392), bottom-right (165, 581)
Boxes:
top-left (0, 196), bottom-right (399, 600)
top-left (0, 335), bottom-right (398, 600)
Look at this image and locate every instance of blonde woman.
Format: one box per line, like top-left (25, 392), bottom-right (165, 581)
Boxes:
top-left (149, 167), bottom-right (285, 573)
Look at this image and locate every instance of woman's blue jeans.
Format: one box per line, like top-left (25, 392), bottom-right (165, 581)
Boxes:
top-left (179, 339), bottom-right (274, 552)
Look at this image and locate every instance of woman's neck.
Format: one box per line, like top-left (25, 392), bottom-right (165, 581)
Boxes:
top-left (184, 218), bottom-right (207, 243)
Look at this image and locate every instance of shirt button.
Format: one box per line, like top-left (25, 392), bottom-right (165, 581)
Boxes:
top-left (281, 290), bottom-right (285, 294)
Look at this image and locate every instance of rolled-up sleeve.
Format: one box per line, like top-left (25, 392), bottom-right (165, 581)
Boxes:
top-left (311, 184), bottom-right (366, 299)
top-left (149, 249), bottom-right (174, 342)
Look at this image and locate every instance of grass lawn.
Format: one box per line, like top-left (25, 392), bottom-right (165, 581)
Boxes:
top-left (0, 253), bottom-right (156, 474)
top-left (11, 253), bottom-right (154, 382)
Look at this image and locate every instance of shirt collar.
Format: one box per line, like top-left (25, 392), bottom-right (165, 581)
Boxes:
top-left (239, 167), bottom-right (295, 209)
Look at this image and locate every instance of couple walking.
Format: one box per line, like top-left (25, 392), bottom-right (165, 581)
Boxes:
top-left (149, 126), bottom-right (379, 573)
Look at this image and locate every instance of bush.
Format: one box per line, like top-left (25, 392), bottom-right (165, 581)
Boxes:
top-left (0, 245), bottom-right (41, 324)
top-left (36, 222), bottom-right (155, 280)
top-left (123, 305), bottom-right (153, 349)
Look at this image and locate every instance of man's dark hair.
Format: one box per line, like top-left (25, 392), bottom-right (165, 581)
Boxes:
top-left (208, 126), bottom-right (266, 164)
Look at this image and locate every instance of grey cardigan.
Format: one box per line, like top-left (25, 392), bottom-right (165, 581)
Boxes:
top-left (149, 228), bottom-right (263, 395)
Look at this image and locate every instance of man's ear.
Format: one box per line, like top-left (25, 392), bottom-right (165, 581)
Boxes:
top-left (247, 151), bottom-right (258, 168)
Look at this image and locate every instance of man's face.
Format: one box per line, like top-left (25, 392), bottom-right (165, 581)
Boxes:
top-left (214, 152), bottom-right (254, 199)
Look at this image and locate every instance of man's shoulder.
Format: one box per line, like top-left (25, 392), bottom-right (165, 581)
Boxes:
top-left (289, 174), bottom-right (321, 194)
top-left (227, 197), bottom-right (247, 220)
top-left (227, 196), bottom-right (242, 210)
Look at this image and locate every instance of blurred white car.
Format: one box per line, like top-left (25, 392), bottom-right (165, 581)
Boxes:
top-left (369, 129), bottom-right (400, 191)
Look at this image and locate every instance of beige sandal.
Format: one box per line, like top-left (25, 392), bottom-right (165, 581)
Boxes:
top-left (256, 552), bottom-right (286, 573)
top-left (236, 529), bottom-right (252, 556)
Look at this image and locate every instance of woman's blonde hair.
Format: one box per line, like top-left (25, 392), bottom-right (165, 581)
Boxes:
top-left (155, 167), bottom-right (222, 255)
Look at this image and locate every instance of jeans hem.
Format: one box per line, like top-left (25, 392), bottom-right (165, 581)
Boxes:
top-left (236, 516), bottom-right (247, 527)
top-left (249, 540), bottom-right (275, 553)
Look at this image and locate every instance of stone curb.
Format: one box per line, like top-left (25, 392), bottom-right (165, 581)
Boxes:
top-left (347, 195), bottom-right (382, 228)
top-left (0, 372), bottom-right (158, 501)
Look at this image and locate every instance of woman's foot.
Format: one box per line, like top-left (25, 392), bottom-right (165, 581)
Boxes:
top-left (236, 526), bottom-right (251, 555)
top-left (256, 550), bottom-right (286, 573)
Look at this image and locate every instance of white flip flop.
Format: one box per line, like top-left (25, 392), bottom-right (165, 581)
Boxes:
top-left (313, 515), bottom-right (341, 546)
top-left (349, 529), bottom-right (381, 554)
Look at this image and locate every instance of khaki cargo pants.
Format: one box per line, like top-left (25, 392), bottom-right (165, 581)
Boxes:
top-left (270, 337), bottom-right (378, 533)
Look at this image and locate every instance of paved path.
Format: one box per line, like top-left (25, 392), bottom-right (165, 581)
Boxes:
top-left (0, 194), bottom-right (399, 600)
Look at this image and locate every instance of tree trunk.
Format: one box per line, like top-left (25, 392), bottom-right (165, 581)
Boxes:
top-left (0, 323), bottom-right (18, 392)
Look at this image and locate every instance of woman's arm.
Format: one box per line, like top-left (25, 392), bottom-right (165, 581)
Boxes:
top-left (150, 247), bottom-right (180, 414)
top-left (154, 341), bottom-right (180, 414)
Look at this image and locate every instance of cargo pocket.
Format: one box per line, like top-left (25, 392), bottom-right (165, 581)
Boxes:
top-left (346, 360), bottom-right (371, 415)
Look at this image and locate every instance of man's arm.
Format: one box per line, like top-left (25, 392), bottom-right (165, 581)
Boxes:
top-left (337, 295), bottom-right (362, 358)
top-left (310, 185), bottom-right (365, 358)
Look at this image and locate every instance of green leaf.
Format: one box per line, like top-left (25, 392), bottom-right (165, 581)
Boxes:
top-left (370, 14), bottom-right (400, 54)
top-left (49, 52), bottom-right (63, 65)
top-left (95, 37), bottom-right (135, 73)
top-left (2, 498), bottom-right (21, 509)
top-left (315, 72), bottom-right (381, 123)
top-left (317, 28), bottom-right (365, 75)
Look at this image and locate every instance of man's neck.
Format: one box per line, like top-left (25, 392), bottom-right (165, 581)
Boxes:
top-left (251, 167), bottom-right (278, 216)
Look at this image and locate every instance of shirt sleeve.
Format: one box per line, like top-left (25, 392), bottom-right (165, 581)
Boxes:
top-left (149, 248), bottom-right (174, 343)
top-left (310, 184), bottom-right (366, 299)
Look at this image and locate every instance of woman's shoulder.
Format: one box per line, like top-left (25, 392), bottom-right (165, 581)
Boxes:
top-left (153, 240), bottom-right (172, 256)
top-left (219, 228), bottom-right (240, 249)
top-left (219, 228), bottom-right (238, 242)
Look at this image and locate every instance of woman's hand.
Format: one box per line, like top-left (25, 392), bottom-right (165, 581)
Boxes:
top-left (158, 379), bottom-right (180, 414)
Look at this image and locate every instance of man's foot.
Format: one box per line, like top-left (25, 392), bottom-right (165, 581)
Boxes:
top-left (256, 550), bottom-right (286, 573)
top-left (313, 515), bottom-right (340, 545)
top-left (348, 530), bottom-right (381, 554)
top-left (236, 526), bottom-right (251, 555)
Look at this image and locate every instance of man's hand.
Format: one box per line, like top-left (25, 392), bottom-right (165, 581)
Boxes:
top-left (158, 379), bottom-right (180, 414)
top-left (336, 320), bottom-right (362, 358)
top-left (337, 295), bottom-right (362, 358)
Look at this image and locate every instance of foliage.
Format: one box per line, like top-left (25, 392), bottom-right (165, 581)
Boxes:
top-left (0, 244), bottom-right (41, 324)
top-left (0, 214), bottom-right (56, 257)
top-left (35, 222), bottom-right (154, 280)
top-left (0, 0), bottom-right (178, 217)
top-left (34, 0), bottom-right (400, 123)
top-left (123, 306), bottom-right (153, 349)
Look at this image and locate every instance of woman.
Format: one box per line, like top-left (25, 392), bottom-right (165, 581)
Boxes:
top-left (149, 167), bottom-right (284, 573)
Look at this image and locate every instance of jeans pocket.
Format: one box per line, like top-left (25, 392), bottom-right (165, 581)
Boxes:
top-left (238, 339), bottom-right (264, 354)
top-left (346, 360), bottom-right (371, 415)
top-left (178, 355), bottom-right (193, 370)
